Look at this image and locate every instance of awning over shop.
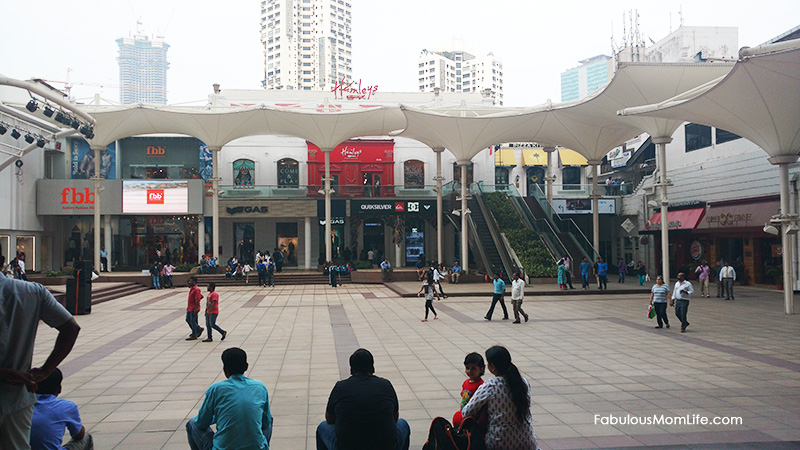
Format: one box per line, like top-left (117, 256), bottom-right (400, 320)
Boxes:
top-left (558, 149), bottom-right (588, 166)
top-left (521, 148), bottom-right (547, 166)
top-left (643, 208), bottom-right (706, 232)
top-left (494, 148), bottom-right (518, 166)
top-left (696, 199), bottom-right (780, 230)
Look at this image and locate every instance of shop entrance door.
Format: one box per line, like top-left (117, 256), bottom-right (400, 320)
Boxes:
top-left (233, 223), bottom-right (255, 264)
top-left (276, 223), bottom-right (298, 267)
top-left (363, 219), bottom-right (385, 262)
top-left (362, 173), bottom-right (381, 197)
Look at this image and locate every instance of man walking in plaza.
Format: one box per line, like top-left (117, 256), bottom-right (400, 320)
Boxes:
top-left (185, 276), bottom-right (204, 340)
top-left (187, 348), bottom-right (272, 450)
top-left (485, 272), bottom-right (509, 321)
top-left (670, 272), bottom-right (694, 333)
top-left (720, 261), bottom-right (736, 300)
top-left (0, 255), bottom-right (81, 450)
top-left (316, 348), bottom-right (410, 450)
top-left (510, 272), bottom-right (529, 324)
top-left (694, 260), bottom-right (711, 298)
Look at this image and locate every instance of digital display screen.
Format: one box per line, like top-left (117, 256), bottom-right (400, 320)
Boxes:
top-left (123, 180), bottom-right (188, 214)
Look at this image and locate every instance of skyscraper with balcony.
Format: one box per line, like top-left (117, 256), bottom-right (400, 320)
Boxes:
top-left (116, 34), bottom-right (170, 104)
top-left (261, 0), bottom-right (353, 91)
top-left (417, 43), bottom-right (504, 105)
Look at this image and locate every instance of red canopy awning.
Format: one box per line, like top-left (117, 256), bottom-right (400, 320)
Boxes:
top-left (643, 208), bottom-right (706, 232)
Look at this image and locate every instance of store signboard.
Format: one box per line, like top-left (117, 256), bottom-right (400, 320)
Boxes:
top-left (123, 180), bottom-right (189, 214)
top-left (351, 200), bottom-right (435, 216)
top-left (552, 199), bottom-right (616, 214)
top-left (36, 180), bottom-right (122, 215)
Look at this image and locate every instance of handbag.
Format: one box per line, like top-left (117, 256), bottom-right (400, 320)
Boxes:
top-left (648, 305), bottom-right (656, 319)
top-left (645, 274), bottom-right (650, 282)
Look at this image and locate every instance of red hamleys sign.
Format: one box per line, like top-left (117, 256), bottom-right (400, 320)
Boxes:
top-left (332, 76), bottom-right (378, 100)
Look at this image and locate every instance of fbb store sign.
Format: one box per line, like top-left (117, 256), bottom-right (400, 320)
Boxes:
top-left (147, 189), bottom-right (165, 204)
top-left (60, 188), bottom-right (95, 211)
top-left (146, 146), bottom-right (166, 157)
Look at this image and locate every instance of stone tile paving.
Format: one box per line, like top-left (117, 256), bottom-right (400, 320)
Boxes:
top-left (30, 283), bottom-right (800, 449)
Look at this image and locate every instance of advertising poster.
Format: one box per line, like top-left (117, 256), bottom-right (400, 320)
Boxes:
top-left (71, 140), bottom-right (116, 179)
top-left (123, 180), bottom-right (189, 214)
top-left (553, 199), bottom-right (616, 214)
top-left (199, 143), bottom-right (213, 183)
top-left (233, 159), bottom-right (255, 188)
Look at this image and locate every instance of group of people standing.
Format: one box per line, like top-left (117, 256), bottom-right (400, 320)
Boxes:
top-left (148, 260), bottom-right (176, 289)
top-left (2, 252), bottom-right (28, 280)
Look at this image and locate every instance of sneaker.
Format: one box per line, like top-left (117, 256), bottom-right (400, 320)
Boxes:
top-left (198, 327), bottom-right (204, 336)
top-left (502, 317), bottom-right (509, 320)
top-left (186, 336), bottom-right (198, 341)
top-left (484, 316), bottom-right (491, 321)
top-left (512, 320), bottom-right (521, 324)
top-left (221, 331), bottom-right (227, 341)
top-left (524, 315), bottom-right (529, 323)
top-left (434, 317), bottom-right (439, 320)
top-left (202, 338), bottom-right (213, 342)
top-left (666, 324), bottom-right (670, 328)
top-left (421, 319), bottom-right (428, 322)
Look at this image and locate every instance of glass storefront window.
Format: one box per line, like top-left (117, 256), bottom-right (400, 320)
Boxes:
top-left (495, 167), bottom-right (509, 186)
top-left (526, 167), bottom-right (545, 196)
top-left (405, 219), bottom-right (425, 266)
top-left (404, 160), bottom-right (424, 188)
top-left (118, 216), bottom-right (199, 269)
top-left (277, 223), bottom-right (298, 266)
top-left (16, 236), bottom-right (35, 272)
top-left (562, 166), bottom-right (581, 190)
top-left (233, 223), bottom-right (255, 264)
top-left (278, 158), bottom-right (299, 187)
top-left (0, 235), bottom-right (9, 265)
top-left (233, 159), bottom-right (255, 188)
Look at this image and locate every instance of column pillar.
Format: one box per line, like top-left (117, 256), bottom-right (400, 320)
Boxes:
top-left (91, 145), bottom-right (103, 273)
top-left (654, 137), bottom-right (673, 281)
top-left (433, 147), bottom-right (445, 264)
top-left (210, 147), bottom-right (222, 260)
top-left (323, 148), bottom-right (333, 262)
top-left (197, 215), bottom-right (205, 263)
top-left (544, 147), bottom-right (556, 205)
top-left (457, 160), bottom-right (470, 272)
top-left (103, 214), bottom-right (112, 272)
top-left (589, 161), bottom-right (602, 259)
top-left (769, 155), bottom-right (798, 314)
top-left (305, 216), bottom-right (312, 269)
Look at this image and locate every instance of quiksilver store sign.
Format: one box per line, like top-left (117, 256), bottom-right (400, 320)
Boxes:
top-left (351, 200), bottom-right (435, 216)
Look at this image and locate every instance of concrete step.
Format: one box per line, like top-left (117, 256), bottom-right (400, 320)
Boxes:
top-left (91, 282), bottom-right (150, 305)
top-left (193, 273), bottom-right (351, 286)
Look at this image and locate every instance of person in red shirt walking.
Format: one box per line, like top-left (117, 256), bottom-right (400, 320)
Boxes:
top-left (202, 282), bottom-right (228, 342)
top-left (186, 277), bottom-right (204, 341)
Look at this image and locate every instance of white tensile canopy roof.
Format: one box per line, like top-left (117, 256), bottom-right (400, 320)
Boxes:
top-left (619, 41), bottom-right (800, 158)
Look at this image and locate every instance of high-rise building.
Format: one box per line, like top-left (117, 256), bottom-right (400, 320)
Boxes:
top-left (260, 0), bottom-right (353, 91)
top-left (417, 44), bottom-right (504, 105)
top-left (560, 55), bottom-right (613, 102)
top-left (116, 34), bottom-right (170, 104)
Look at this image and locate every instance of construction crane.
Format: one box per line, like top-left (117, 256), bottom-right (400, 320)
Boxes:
top-left (38, 69), bottom-right (121, 99)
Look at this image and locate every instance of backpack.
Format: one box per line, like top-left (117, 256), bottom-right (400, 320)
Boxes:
top-left (422, 416), bottom-right (485, 450)
top-left (267, 262), bottom-right (275, 273)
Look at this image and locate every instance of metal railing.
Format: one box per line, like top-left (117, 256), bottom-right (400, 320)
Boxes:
top-left (529, 184), bottom-right (597, 261)
top-left (472, 183), bottom-right (519, 278)
top-left (218, 183), bottom-right (462, 199)
top-left (550, 183), bottom-right (635, 198)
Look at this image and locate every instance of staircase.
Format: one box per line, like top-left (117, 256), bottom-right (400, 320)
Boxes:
top-left (193, 272), bottom-right (351, 287)
top-left (467, 197), bottom-right (508, 277)
top-left (524, 184), bottom-right (596, 263)
top-left (92, 282), bottom-right (150, 305)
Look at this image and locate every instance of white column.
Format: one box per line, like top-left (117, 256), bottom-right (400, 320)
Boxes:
top-left (770, 156), bottom-right (798, 314)
top-left (589, 161), bottom-right (601, 259)
top-left (91, 145), bottom-right (103, 273)
top-left (544, 147), bottom-right (555, 205)
top-left (211, 147), bottom-right (221, 260)
top-left (323, 148), bottom-right (333, 262)
top-left (197, 215), bottom-right (205, 263)
top-left (433, 147), bottom-right (444, 264)
top-left (458, 160), bottom-right (470, 272)
top-left (304, 216), bottom-right (312, 269)
top-left (103, 214), bottom-right (112, 272)
top-left (654, 137), bottom-right (672, 281)
top-left (395, 238), bottom-right (402, 268)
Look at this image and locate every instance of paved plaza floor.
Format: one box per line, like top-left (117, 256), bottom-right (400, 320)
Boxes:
top-left (32, 282), bottom-right (800, 449)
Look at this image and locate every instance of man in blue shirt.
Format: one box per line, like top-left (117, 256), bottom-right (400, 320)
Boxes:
top-left (380, 259), bottom-right (392, 282)
top-left (596, 258), bottom-right (608, 291)
top-left (30, 369), bottom-right (93, 450)
top-left (485, 272), bottom-right (509, 321)
top-left (187, 348), bottom-right (272, 450)
top-left (451, 261), bottom-right (461, 284)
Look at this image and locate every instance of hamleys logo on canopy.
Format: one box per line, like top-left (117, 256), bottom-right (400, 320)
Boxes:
top-left (332, 76), bottom-right (378, 100)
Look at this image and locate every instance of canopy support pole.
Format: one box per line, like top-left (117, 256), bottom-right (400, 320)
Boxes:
top-left (654, 137), bottom-right (672, 281)
top-left (324, 148), bottom-right (333, 263)
top-left (544, 147), bottom-right (555, 205)
top-left (197, 215), bottom-right (205, 263)
top-left (104, 215), bottom-right (112, 272)
top-left (211, 147), bottom-right (221, 262)
top-left (434, 148), bottom-right (444, 264)
top-left (590, 162), bottom-right (601, 260)
top-left (91, 145), bottom-right (103, 274)
top-left (458, 160), bottom-right (470, 273)
top-left (770, 156), bottom-right (798, 315)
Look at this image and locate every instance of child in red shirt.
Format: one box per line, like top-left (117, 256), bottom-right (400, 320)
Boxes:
top-left (202, 282), bottom-right (228, 342)
top-left (453, 352), bottom-right (485, 426)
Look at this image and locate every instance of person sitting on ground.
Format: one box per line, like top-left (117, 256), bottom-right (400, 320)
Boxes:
top-left (380, 258), bottom-right (392, 282)
top-left (415, 257), bottom-right (425, 281)
top-left (316, 349), bottom-right (410, 450)
top-left (225, 265), bottom-right (233, 279)
top-left (234, 263), bottom-right (244, 280)
top-left (30, 369), bottom-right (94, 450)
top-left (451, 260), bottom-right (461, 284)
top-left (187, 348), bottom-right (272, 450)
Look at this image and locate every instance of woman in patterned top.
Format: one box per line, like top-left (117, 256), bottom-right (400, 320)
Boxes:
top-left (462, 346), bottom-right (538, 450)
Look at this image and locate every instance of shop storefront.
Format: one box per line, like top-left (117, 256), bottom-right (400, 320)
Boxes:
top-left (351, 199), bottom-right (436, 266)
top-left (642, 203), bottom-right (707, 277)
top-left (307, 140), bottom-right (395, 197)
top-left (118, 136), bottom-right (207, 180)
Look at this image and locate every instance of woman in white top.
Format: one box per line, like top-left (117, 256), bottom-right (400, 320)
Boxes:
top-left (462, 346), bottom-right (538, 450)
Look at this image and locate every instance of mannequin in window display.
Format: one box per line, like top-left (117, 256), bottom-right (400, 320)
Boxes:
top-left (331, 230), bottom-right (341, 259)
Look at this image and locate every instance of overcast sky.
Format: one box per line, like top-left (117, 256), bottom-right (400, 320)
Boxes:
top-left (1, 0), bottom-right (797, 106)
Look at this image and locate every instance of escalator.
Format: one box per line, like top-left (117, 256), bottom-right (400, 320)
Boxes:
top-left (467, 196), bottom-right (510, 278)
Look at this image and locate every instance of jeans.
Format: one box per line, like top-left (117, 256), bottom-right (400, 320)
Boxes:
top-left (186, 419), bottom-right (214, 450)
top-left (675, 299), bottom-right (690, 330)
top-left (618, 273), bottom-right (625, 283)
top-left (653, 302), bottom-right (669, 327)
top-left (639, 274), bottom-right (646, 286)
top-left (564, 271), bottom-right (574, 289)
top-left (165, 275), bottom-right (173, 288)
top-left (486, 293), bottom-right (508, 320)
top-left (0, 404), bottom-right (33, 450)
top-left (512, 299), bottom-right (528, 322)
top-left (151, 275), bottom-right (161, 289)
top-left (315, 418), bottom-right (410, 450)
top-left (205, 314), bottom-right (226, 339)
top-left (64, 433), bottom-right (94, 450)
top-left (598, 275), bottom-right (608, 290)
top-left (581, 273), bottom-right (589, 288)
top-left (186, 311), bottom-right (201, 337)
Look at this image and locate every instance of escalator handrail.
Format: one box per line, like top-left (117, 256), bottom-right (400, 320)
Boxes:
top-left (472, 185), bottom-right (517, 278)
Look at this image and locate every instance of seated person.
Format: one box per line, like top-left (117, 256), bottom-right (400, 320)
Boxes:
top-left (30, 368), bottom-right (94, 450)
top-left (234, 264), bottom-right (244, 280)
top-left (187, 347), bottom-right (272, 450)
top-left (316, 348), bottom-right (410, 450)
top-left (225, 266), bottom-right (233, 278)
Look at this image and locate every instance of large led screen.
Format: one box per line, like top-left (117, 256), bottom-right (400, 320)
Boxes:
top-left (123, 180), bottom-right (188, 214)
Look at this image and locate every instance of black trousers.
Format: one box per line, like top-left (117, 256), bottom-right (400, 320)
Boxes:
top-left (425, 300), bottom-right (437, 319)
top-left (486, 294), bottom-right (508, 320)
top-left (564, 271), bottom-right (574, 289)
top-left (653, 302), bottom-right (669, 327)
